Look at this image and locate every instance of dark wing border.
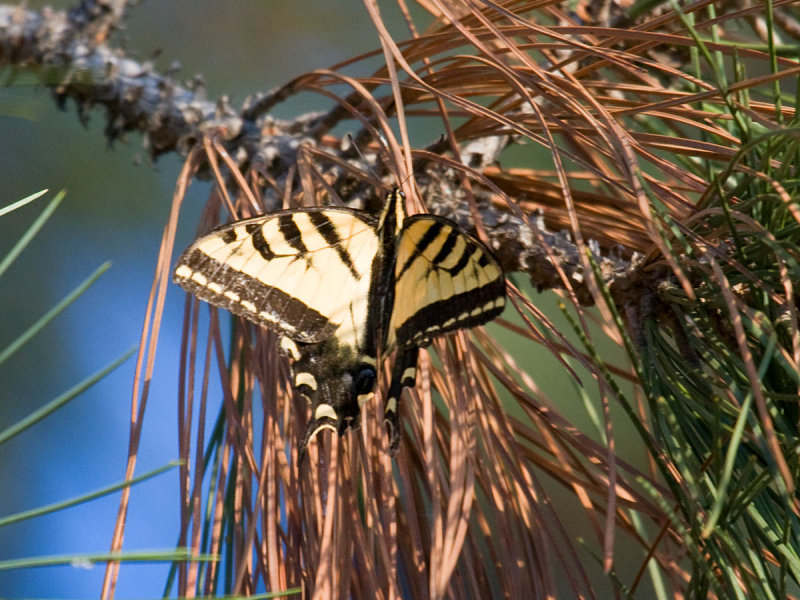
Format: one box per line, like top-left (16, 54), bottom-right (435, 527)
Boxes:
top-left (174, 206), bottom-right (379, 344)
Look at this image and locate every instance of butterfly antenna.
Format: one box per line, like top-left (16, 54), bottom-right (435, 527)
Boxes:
top-left (345, 133), bottom-right (384, 188)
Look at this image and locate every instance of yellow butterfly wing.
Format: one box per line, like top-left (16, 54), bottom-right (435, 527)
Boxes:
top-left (174, 208), bottom-right (379, 347)
top-left (388, 215), bottom-right (506, 351)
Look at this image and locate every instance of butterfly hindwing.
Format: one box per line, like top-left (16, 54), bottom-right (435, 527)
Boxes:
top-left (388, 214), bottom-right (506, 351)
top-left (174, 207), bottom-right (379, 347)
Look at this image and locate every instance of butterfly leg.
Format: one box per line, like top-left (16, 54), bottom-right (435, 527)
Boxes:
top-left (287, 340), bottom-right (340, 462)
top-left (384, 347), bottom-right (419, 453)
top-left (298, 398), bottom-right (339, 463)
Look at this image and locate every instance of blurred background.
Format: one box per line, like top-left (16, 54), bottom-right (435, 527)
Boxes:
top-left (0, 1), bottom-right (380, 596)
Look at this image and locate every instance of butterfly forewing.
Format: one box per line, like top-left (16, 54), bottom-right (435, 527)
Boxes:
top-left (174, 207), bottom-right (379, 345)
top-left (388, 214), bottom-right (506, 350)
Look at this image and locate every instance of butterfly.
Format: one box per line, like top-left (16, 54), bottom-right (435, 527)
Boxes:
top-left (174, 188), bottom-right (506, 455)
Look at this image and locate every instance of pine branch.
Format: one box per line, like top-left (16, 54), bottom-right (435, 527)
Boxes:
top-left (0, 1), bottom-right (646, 309)
top-left (0, 2), bottom-right (242, 158)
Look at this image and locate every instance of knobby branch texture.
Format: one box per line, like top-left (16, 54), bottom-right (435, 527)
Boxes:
top-left (0, 1), bottom-right (643, 308)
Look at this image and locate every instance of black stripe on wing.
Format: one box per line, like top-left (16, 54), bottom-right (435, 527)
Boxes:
top-left (394, 281), bottom-right (505, 349)
top-left (246, 223), bottom-right (277, 260)
top-left (175, 248), bottom-right (337, 343)
top-left (278, 213), bottom-right (309, 254)
top-left (396, 221), bottom-right (445, 279)
top-left (308, 211), bottom-right (361, 280)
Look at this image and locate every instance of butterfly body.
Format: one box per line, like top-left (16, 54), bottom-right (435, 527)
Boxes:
top-left (174, 189), bottom-right (505, 453)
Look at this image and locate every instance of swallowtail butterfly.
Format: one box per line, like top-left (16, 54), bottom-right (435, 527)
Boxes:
top-left (174, 189), bottom-right (506, 454)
